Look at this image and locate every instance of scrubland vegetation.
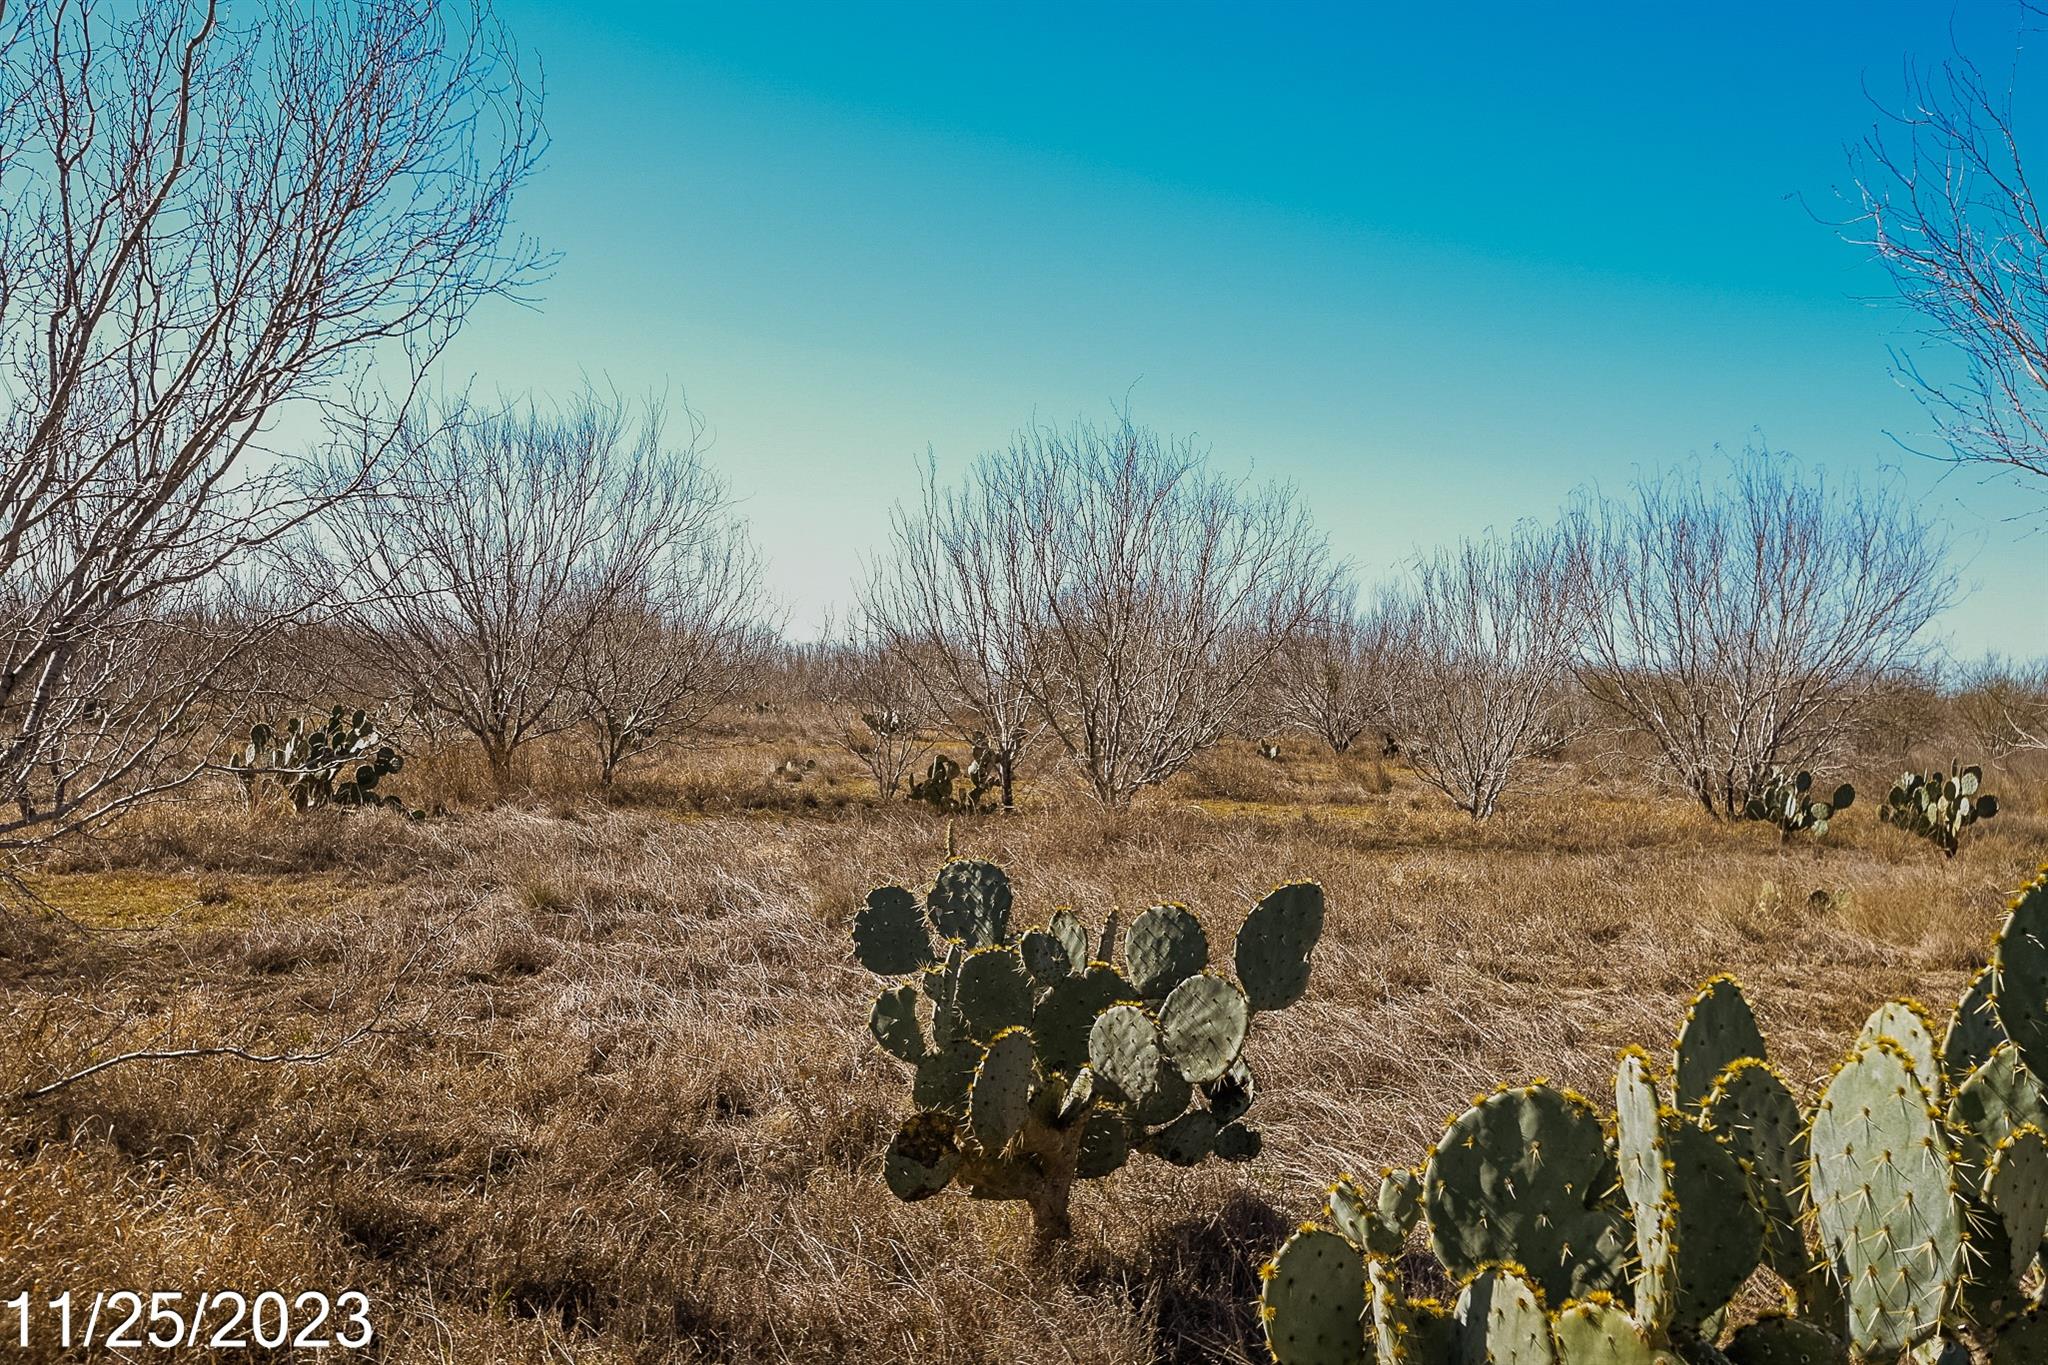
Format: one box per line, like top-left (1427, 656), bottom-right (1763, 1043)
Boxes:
top-left (12, 0), bottom-right (2048, 1362)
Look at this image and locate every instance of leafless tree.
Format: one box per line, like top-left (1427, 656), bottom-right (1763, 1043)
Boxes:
top-left (314, 392), bottom-right (706, 792)
top-left (1001, 416), bottom-right (1339, 807)
top-left (576, 501), bottom-right (777, 786)
top-left (1397, 524), bottom-right (1584, 819)
top-left (1269, 586), bottom-right (1414, 756)
top-left (859, 455), bottom-right (1046, 808)
top-left (1850, 11), bottom-right (2048, 489)
top-left (1953, 653), bottom-right (2048, 754)
top-left (0, 0), bottom-right (543, 849)
top-left (1572, 454), bottom-right (1953, 816)
top-left (824, 635), bottom-right (934, 798)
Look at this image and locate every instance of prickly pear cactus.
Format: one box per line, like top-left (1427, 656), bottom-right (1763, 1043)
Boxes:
top-left (226, 706), bottom-right (418, 817)
top-left (852, 858), bottom-right (1324, 1239)
top-left (1742, 768), bottom-right (1853, 841)
top-left (1878, 761), bottom-right (1999, 858)
top-left (1264, 861), bottom-right (2048, 1365)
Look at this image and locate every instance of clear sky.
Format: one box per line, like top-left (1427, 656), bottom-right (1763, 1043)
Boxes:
top-left (438, 0), bottom-right (2048, 657)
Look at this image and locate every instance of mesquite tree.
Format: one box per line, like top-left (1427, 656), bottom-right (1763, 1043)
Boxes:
top-left (0, 0), bottom-right (543, 847)
top-left (1397, 523), bottom-right (1584, 819)
top-left (1571, 454), bottom-right (1951, 817)
top-left (1008, 417), bottom-right (1338, 806)
top-left (316, 393), bottom-right (713, 792)
top-left (575, 474), bottom-right (775, 786)
top-left (1851, 21), bottom-right (2048, 492)
top-left (859, 455), bottom-right (1046, 809)
top-left (1269, 588), bottom-right (1413, 756)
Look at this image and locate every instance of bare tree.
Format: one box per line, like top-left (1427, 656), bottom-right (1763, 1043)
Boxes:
top-left (315, 392), bottom-right (703, 792)
top-left (1953, 653), bottom-right (2048, 754)
top-left (1004, 417), bottom-right (1339, 807)
top-left (1397, 524), bottom-right (1584, 819)
top-left (1269, 587), bottom-right (1413, 756)
top-left (1572, 454), bottom-right (1953, 816)
top-left (576, 504), bottom-right (777, 787)
top-left (1851, 14), bottom-right (2048, 489)
top-left (0, 0), bottom-right (544, 848)
top-left (824, 636), bottom-right (934, 798)
top-left (859, 456), bottom-right (1045, 809)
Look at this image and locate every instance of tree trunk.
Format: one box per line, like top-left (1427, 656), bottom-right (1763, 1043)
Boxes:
top-left (999, 754), bottom-right (1015, 810)
top-left (483, 736), bottom-right (517, 793)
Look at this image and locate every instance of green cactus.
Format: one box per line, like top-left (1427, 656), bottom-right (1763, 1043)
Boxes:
top-left (1742, 768), bottom-right (1854, 841)
top-left (1878, 761), bottom-right (2000, 857)
top-left (853, 860), bottom-right (1324, 1240)
top-left (1263, 863), bottom-right (2048, 1365)
top-left (1422, 1081), bottom-right (1632, 1306)
top-left (906, 740), bottom-right (1002, 814)
top-left (1807, 1034), bottom-right (1966, 1359)
top-left (1672, 975), bottom-right (1767, 1111)
top-left (1944, 966), bottom-right (2007, 1090)
top-left (226, 705), bottom-right (418, 817)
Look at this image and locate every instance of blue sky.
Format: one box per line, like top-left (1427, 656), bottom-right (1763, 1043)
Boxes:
top-left (441, 1), bottom-right (2048, 655)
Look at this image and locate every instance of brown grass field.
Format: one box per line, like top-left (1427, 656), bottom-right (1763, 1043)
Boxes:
top-left (4, 713), bottom-right (2045, 1363)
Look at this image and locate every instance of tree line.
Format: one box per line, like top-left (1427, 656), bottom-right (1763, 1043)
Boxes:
top-left (7, 0), bottom-right (2048, 851)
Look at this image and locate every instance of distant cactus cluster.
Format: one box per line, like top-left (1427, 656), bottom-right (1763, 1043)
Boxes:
top-left (1260, 867), bottom-right (2048, 1365)
top-left (907, 736), bottom-right (1002, 814)
top-left (1879, 762), bottom-right (2000, 858)
top-left (851, 858), bottom-right (1323, 1239)
top-left (1742, 767), bottom-right (1853, 841)
top-left (226, 707), bottom-right (418, 817)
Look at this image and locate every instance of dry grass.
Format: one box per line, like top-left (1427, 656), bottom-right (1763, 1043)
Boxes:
top-left (2, 723), bottom-right (2045, 1363)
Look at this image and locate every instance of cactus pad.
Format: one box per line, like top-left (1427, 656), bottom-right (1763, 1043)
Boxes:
top-left (1207, 1056), bottom-right (1257, 1124)
top-left (955, 947), bottom-right (1033, 1039)
top-left (1159, 971), bottom-right (1251, 1083)
top-left (1147, 1108), bottom-right (1221, 1166)
top-left (1127, 904), bottom-right (1209, 999)
top-left (1617, 1050), bottom-right (1763, 1336)
top-left (1721, 1317), bottom-right (1839, 1365)
top-left (912, 1038), bottom-right (981, 1114)
top-left (1807, 1036), bottom-right (1966, 1360)
top-left (1031, 962), bottom-right (1138, 1073)
top-left (928, 858), bottom-right (1012, 946)
top-left (1453, 1267), bottom-right (1555, 1365)
top-left (1077, 1110), bottom-right (1131, 1178)
top-left (1856, 1000), bottom-right (1941, 1092)
top-left (1673, 975), bottom-right (1767, 1109)
top-left (1552, 1298), bottom-right (1663, 1365)
top-left (1019, 928), bottom-right (1072, 983)
top-left (1701, 1058), bottom-right (1809, 1283)
top-left (884, 1111), bottom-right (961, 1200)
top-left (1329, 1168), bottom-right (1420, 1257)
top-left (1236, 882), bottom-right (1325, 1011)
top-left (1047, 909), bottom-right (1090, 973)
top-left (853, 886), bottom-right (935, 975)
top-left (1994, 874), bottom-right (2048, 1085)
top-left (1261, 1224), bottom-right (1369, 1365)
top-left (1615, 1051), bottom-right (1679, 1334)
top-left (1088, 1004), bottom-right (1192, 1125)
top-left (1950, 1044), bottom-right (2048, 1179)
top-left (969, 1028), bottom-right (1037, 1152)
top-left (1215, 1121), bottom-right (1262, 1161)
top-left (868, 984), bottom-right (926, 1064)
top-left (1943, 967), bottom-right (2006, 1090)
top-left (1988, 1126), bottom-right (2048, 1291)
top-left (1424, 1083), bottom-right (1631, 1306)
